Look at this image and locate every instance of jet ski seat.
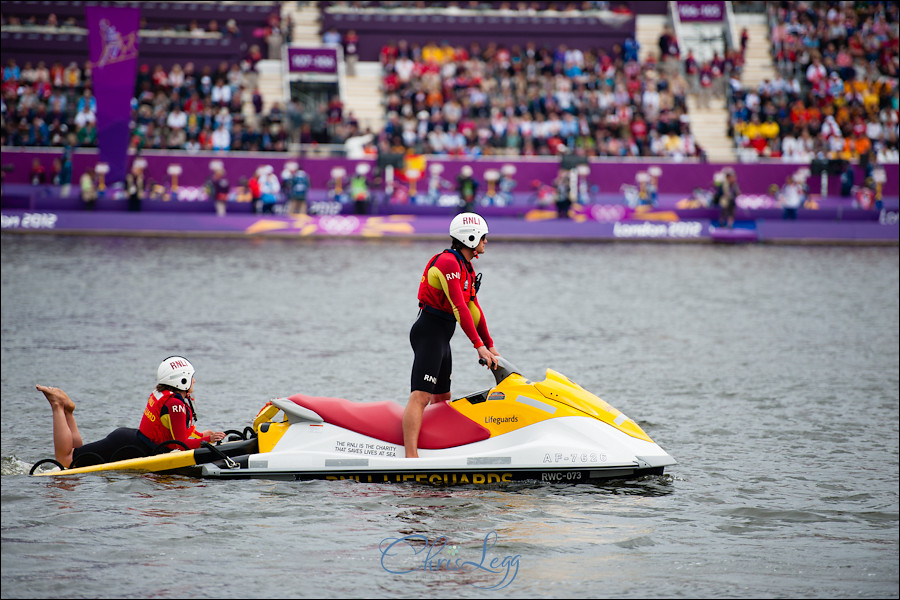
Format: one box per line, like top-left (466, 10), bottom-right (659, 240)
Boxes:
top-left (286, 395), bottom-right (491, 449)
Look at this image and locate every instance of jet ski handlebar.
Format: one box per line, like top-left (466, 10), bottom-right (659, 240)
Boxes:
top-left (478, 355), bottom-right (522, 385)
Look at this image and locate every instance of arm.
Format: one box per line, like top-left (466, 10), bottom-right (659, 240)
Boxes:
top-left (161, 397), bottom-right (223, 449)
top-left (469, 295), bottom-right (494, 350)
top-left (471, 295), bottom-right (500, 367)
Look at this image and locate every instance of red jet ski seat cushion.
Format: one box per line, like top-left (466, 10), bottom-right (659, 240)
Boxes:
top-left (286, 395), bottom-right (490, 449)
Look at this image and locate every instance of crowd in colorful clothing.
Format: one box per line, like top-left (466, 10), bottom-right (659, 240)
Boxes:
top-left (728, 1), bottom-right (898, 164)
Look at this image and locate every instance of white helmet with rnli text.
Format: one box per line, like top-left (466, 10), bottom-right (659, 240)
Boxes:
top-left (449, 212), bottom-right (488, 249)
top-left (157, 356), bottom-right (195, 391)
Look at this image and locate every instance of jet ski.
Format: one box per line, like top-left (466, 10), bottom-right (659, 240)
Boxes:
top-left (33, 358), bottom-right (676, 485)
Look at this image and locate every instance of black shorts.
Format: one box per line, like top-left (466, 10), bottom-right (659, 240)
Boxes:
top-left (410, 309), bottom-right (456, 394)
top-left (70, 427), bottom-right (155, 468)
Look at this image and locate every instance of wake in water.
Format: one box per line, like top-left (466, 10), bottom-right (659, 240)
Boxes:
top-left (1, 455), bottom-right (60, 476)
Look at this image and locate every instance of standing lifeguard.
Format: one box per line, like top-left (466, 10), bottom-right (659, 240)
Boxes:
top-left (402, 212), bottom-right (500, 458)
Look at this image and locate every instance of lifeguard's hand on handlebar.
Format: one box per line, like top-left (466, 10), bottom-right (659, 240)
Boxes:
top-left (200, 430), bottom-right (226, 443)
top-left (477, 345), bottom-right (501, 369)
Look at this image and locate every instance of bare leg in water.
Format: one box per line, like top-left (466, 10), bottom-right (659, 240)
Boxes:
top-left (36, 385), bottom-right (82, 468)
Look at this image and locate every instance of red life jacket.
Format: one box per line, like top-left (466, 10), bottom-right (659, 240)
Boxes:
top-left (417, 249), bottom-right (493, 349)
top-left (138, 389), bottom-right (205, 450)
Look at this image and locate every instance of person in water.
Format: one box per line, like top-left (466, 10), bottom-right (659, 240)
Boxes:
top-left (37, 356), bottom-right (225, 469)
top-left (403, 212), bottom-right (500, 458)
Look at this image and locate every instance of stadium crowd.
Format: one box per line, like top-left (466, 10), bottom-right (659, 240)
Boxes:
top-left (0, 4), bottom-right (305, 155)
top-left (729, 1), bottom-right (899, 164)
top-left (375, 36), bottom-right (702, 159)
top-left (2, 1), bottom-right (897, 167)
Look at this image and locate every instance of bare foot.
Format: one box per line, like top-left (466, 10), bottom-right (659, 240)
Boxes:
top-left (36, 385), bottom-right (75, 412)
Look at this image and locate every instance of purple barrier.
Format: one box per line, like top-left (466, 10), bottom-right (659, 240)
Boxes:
top-left (3, 183), bottom-right (893, 228)
top-left (1, 0), bottom-right (275, 24)
top-left (315, 1), bottom-right (665, 15)
top-left (757, 220), bottom-right (900, 243)
top-left (321, 10), bottom-right (635, 61)
top-left (0, 29), bottom-right (249, 72)
top-left (2, 150), bottom-right (898, 198)
top-left (3, 209), bottom-right (896, 245)
top-left (0, 1), bottom-right (275, 49)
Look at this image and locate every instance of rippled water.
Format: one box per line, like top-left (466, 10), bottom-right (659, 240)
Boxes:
top-left (2, 235), bottom-right (898, 599)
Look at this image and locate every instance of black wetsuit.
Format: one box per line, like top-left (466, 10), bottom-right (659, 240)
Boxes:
top-left (70, 427), bottom-right (155, 468)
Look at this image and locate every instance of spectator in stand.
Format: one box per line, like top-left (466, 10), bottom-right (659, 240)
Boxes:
top-left (76, 88), bottom-right (97, 115)
top-left (3, 58), bottom-right (21, 84)
top-left (323, 27), bottom-right (343, 47)
top-left (211, 122), bottom-right (231, 152)
top-left (151, 64), bottom-right (169, 91)
top-left (344, 29), bottom-right (360, 77)
top-left (225, 19), bottom-right (241, 39)
top-left (623, 37), bottom-right (639, 63)
top-left (77, 120), bottom-right (97, 147)
top-left (380, 39), bottom-right (400, 66)
top-left (63, 62), bottom-right (81, 88)
top-left (265, 13), bottom-right (284, 60)
top-left (252, 88), bottom-right (264, 115)
top-left (211, 78), bottom-right (232, 108)
top-left (169, 64), bottom-right (186, 94)
top-left (658, 25), bottom-right (680, 74)
top-left (166, 104), bottom-right (188, 148)
top-left (244, 45), bottom-right (263, 87)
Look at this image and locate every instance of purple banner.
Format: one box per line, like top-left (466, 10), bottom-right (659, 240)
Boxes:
top-left (3, 150), bottom-right (899, 199)
top-left (677, 1), bottom-right (725, 22)
top-left (287, 47), bottom-right (339, 75)
top-left (85, 6), bottom-right (140, 184)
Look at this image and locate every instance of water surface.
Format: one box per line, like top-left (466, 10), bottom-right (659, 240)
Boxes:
top-left (2, 235), bottom-right (897, 598)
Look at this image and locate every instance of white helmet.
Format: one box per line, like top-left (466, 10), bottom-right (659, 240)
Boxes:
top-left (449, 213), bottom-right (489, 249)
top-left (157, 356), bottom-right (195, 391)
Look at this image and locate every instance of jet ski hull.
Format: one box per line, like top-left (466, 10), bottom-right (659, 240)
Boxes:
top-left (196, 416), bottom-right (676, 484)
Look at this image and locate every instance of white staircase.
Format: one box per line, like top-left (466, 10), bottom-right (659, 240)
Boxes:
top-left (685, 95), bottom-right (736, 162)
top-left (286, 2), bottom-right (321, 47)
top-left (252, 59), bottom-right (285, 116)
top-left (341, 62), bottom-right (384, 134)
top-left (734, 13), bottom-right (776, 90)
